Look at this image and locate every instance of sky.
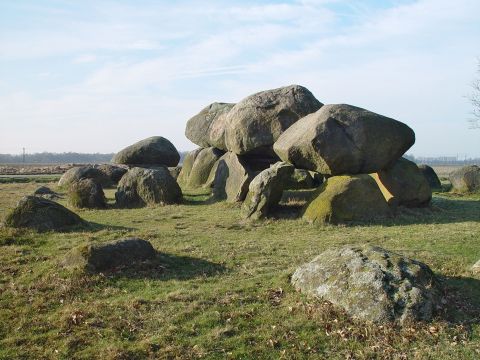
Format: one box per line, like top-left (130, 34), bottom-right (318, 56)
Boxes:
top-left (0, 0), bottom-right (479, 157)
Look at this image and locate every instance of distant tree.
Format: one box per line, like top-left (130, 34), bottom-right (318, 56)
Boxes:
top-left (469, 58), bottom-right (480, 129)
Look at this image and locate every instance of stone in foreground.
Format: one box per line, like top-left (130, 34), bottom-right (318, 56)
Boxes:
top-left (449, 165), bottom-right (480, 193)
top-left (373, 158), bottom-right (432, 208)
top-left (242, 162), bottom-right (294, 220)
top-left (115, 167), bottom-right (182, 207)
top-left (291, 245), bottom-right (441, 324)
top-left (224, 85), bottom-right (322, 156)
top-left (3, 196), bottom-right (84, 232)
top-left (274, 104), bottom-right (415, 175)
top-left (211, 152), bottom-right (253, 202)
top-left (418, 164), bottom-right (442, 190)
top-left (58, 166), bottom-right (111, 189)
top-left (112, 136), bottom-right (180, 167)
top-left (303, 175), bottom-right (390, 224)
top-left (185, 102), bottom-right (235, 149)
top-left (63, 238), bottom-right (156, 272)
top-left (68, 179), bottom-right (107, 209)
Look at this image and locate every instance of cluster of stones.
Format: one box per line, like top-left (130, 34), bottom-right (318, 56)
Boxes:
top-left (181, 84), bottom-right (440, 222)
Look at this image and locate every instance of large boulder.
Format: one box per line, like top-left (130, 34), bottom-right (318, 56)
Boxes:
top-left (291, 245), bottom-right (441, 324)
top-left (68, 179), bottom-right (107, 209)
top-left (372, 158), bottom-right (432, 208)
top-left (63, 238), bottom-right (156, 273)
top-left (115, 167), bottom-right (182, 208)
top-left (3, 196), bottom-right (84, 232)
top-left (58, 166), bottom-right (111, 189)
top-left (242, 162), bottom-right (294, 220)
top-left (449, 165), bottom-right (480, 193)
top-left (177, 148), bottom-right (202, 186)
top-left (224, 85), bottom-right (322, 156)
top-left (303, 175), bottom-right (391, 224)
top-left (95, 164), bottom-right (128, 184)
top-left (211, 152), bottom-right (253, 202)
top-left (179, 147), bottom-right (224, 189)
top-left (185, 102), bottom-right (235, 150)
top-left (418, 165), bottom-right (442, 190)
top-left (274, 104), bottom-right (415, 175)
top-left (112, 136), bottom-right (180, 167)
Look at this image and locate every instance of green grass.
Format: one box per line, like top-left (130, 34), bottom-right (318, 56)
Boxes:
top-left (0, 183), bottom-right (480, 359)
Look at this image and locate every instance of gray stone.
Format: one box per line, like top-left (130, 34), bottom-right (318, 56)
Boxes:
top-left (224, 85), bottom-right (322, 156)
top-left (449, 165), bottom-right (480, 193)
top-left (33, 186), bottom-right (61, 200)
top-left (68, 179), bottom-right (107, 209)
top-left (242, 162), bottom-right (294, 220)
top-left (63, 238), bottom-right (156, 272)
top-left (274, 104), bottom-right (415, 175)
top-left (291, 245), bottom-right (441, 324)
top-left (372, 158), bottom-right (432, 207)
top-left (95, 164), bottom-right (128, 184)
top-left (112, 136), bottom-right (180, 167)
top-left (418, 165), bottom-right (442, 190)
top-left (177, 148), bottom-right (202, 186)
top-left (211, 152), bottom-right (253, 202)
top-left (303, 175), bottom-right (391, 224)
top-left (185, 102), bottom-right (235, 149)
top-left (58, 166), bottom-right (111, 189)
top-left (179, 147), bottom-right (224, 189)
top-left (115, 167), bottom-right (182, 208)
top-left (3, 196), bottom-right (84, 232)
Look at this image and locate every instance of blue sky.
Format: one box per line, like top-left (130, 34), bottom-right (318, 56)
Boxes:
top-left (0, 0), bottom-right (479, 157)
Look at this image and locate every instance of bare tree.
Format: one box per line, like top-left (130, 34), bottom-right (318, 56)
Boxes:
top-left (469, 58), bottom-right (480, 129)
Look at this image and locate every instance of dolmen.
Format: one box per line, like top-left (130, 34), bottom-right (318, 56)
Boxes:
top-left (181, 84), bottom-right (433, 223)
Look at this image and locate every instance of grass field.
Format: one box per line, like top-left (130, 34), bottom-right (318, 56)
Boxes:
top-left (0, 181), bottom-right (479, 359)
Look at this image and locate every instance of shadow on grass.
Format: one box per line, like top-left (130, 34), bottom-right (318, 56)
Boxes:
top-left (271, 189), bottom-right (480, 225)
top-left (104, 252), bottom-right (226, 281)
top-left (439, 275), bottom-right (480, 325)
top-left (73, 221), bottom-right (136, 233)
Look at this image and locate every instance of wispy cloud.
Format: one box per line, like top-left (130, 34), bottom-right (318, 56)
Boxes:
top-left (0, 0), bottom-right (479, 156)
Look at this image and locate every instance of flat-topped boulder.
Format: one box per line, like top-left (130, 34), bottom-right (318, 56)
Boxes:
top-left (292, 245), bottom-right (441, 324)
top-left (303, 175), bottom-right (391, 224)
top-left (224, 85), bottom-right (322, 156)
top-left (112, 136), bottom-right (180, 167)
top-left (274, 104), bottom-right (415, 175)
top-left (242, 162), bottom-right (294, 220)
top-left (68, 179), bottom-right (107, 209)
top-left (3, 196), bottom-right (84, 232)
top-left (418, 164), bottom-right (442, 190)
top-left (185, 102), bottom-right (235, 150)
top-left (63, 238), bottom-right (156, 272)
top-left (372, 158), bottom-right (432, 208)
top-left (58, 166), bottom-right (111, 189)
top-left (449, 165), bottom-right (480, 193)
top-left (115, 167), bottom-right (182, 208)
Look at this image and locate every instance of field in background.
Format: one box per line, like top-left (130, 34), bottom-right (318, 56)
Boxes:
top-left (0, 182), bottom-right (479, 359)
